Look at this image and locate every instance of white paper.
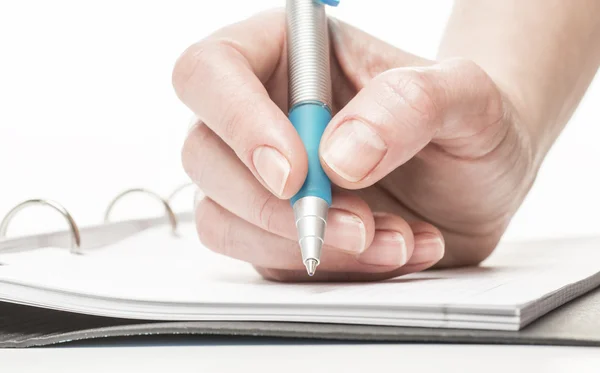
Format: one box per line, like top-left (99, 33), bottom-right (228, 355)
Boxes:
top-left (1, 222), bottom-right (599, 330)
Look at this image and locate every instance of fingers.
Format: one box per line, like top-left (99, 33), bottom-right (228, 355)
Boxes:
top-left (172, 10), bottom-right (307, 199)
top-left (256, 220), bottom-right (445, 282)
top-left (319, 58), bottom-right (507, 189)
top-left (195, 197), bottom-right (444, 281)
top-left (405, 221), bottom-right (446, 270)
top-left (356, 212), bottom-right (414, 267)
top-left (182, 122), bottom-right (375, 254)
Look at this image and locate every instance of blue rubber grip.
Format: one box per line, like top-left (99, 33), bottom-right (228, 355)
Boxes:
top-left (289, 103), bottom-right (332, 206)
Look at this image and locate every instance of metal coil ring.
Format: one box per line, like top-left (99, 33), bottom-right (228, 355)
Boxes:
top-left (104, 188), bottom-right (178, 235)
top-left (0, 199), bottom-right (82, 254)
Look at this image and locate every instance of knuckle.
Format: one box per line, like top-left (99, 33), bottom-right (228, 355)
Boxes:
top-left (194, 199), bottom-right (218, 250)
top-left (195, 198), bottom-right (232, 255)
top-left (172, 41), bottom-right (218, 100)
top-left (221, 99), bottom-right (249, 153)
top-left (449, 58), bottom-right (504, 117)
top-left (181, 123), bottom-right (213, 186)
top-left (449, 58), bottom-right (489, 83)
top-left (383, 70), bottom-right (440, 126)
top-left (250, 192), bottom-right (276, 231)
top-left (173, 38), bottom-right (261, 159)
top-left (220, 90), bottom-right (262, 157)
top-left (256, 193), bottom-right (278, 231)
top-left (447, 57), bottom-right (481, 75)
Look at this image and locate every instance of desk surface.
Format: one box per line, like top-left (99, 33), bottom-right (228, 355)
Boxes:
top-left (2, 340), bottom-right (600, 373)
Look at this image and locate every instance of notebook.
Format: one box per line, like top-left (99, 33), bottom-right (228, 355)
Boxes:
top-left (1, 189), bottom-right (599, 334)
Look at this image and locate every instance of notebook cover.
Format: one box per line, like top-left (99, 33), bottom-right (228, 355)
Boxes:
top-left (1, 285), bottom-right (599, 348)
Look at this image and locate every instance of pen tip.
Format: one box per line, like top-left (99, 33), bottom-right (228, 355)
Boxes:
top-left (305, 259), bottom-right (318, 276)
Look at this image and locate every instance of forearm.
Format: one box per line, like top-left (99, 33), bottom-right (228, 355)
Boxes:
top-left (437, 0), bottom-right (600, 165)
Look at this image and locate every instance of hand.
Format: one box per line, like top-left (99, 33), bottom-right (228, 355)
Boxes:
top-left (173, 10), bottom-right (536, 282)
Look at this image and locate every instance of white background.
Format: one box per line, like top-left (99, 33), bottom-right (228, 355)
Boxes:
top-left (0, 0), bottom-right (599, 242)
top-left (2, 344), bottom-right (600, 373)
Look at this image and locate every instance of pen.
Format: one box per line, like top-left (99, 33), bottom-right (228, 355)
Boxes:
top-left (286, 0), bottom-right (338, 276)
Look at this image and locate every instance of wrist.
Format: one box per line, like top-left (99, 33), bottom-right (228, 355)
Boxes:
top-left (434, 52), bottom-right (557, 171)
top-left (437, 0), bottom-right (600, 169)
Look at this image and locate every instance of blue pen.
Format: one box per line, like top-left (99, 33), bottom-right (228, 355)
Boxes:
top-left (286, 0), bottom-right (338, 276)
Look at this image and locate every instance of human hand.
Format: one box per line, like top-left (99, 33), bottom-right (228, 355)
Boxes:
top-left (173, 10), bottom-right (536, 281)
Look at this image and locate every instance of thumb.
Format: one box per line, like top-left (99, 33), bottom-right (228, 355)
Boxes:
top-left (319, 58), bottom-right (506, 189)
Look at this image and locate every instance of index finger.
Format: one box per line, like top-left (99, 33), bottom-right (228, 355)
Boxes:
top-left (172, 10), bottom-right (307, 199)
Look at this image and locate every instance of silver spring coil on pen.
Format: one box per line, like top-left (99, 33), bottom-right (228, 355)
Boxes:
top-left (286, 0), bottom-right (333, 111)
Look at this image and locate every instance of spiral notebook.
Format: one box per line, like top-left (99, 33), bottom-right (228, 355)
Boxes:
top-left (1, 186), bottom-right (600, 347)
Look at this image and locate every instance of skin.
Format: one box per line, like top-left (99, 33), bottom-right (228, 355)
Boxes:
top-left (173, 0), bottom-right (600, 282)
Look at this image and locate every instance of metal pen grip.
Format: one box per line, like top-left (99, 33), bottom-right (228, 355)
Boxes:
top-left (286, 0), bottom-right (333, 110)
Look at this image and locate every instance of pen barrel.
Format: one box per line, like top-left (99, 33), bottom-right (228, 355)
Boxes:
top-left (286, 0), bottom-right (333, 110)
top-left (287, 0), bottom-right (333, 206)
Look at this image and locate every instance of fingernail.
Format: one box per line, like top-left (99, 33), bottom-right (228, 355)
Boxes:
top-left (357, 230), bottom-right (407, 266)
top-left (322, 120), bottom-right (387, 182)
top-left (326, 209), bottom-right (366, 254)
top-left (411, 232), bottom-right (445, 264)
top-left (252, 146), bottom-right (291, 197)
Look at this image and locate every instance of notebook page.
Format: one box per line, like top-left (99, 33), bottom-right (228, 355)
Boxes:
top-left (321, 236), bottom-right (600, 308)
top-left (0, 223), bottom-right (599, 311)
top-left (0, 224), bottom-right (320, 304)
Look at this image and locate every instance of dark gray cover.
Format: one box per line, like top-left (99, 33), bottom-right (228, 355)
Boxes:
top-left (1, 286), bottom-right (599, 348)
